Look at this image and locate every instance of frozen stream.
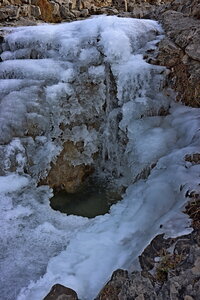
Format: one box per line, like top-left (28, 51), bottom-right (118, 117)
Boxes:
top-left (0, 16), bottom-right (200, 300)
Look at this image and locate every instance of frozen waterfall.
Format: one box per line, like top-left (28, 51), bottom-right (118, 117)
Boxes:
top-left (0, 16), bottom-right (200, 300)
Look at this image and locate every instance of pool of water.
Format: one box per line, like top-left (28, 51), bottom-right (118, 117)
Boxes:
top-left (50, 178), bottom-right (122, 218)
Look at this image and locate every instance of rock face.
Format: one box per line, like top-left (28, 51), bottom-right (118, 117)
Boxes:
top-left (96, 229), bottom-right (200, 300)
top-left (0, 0), bottom-right (171, 25)
top-left (155, 0), bottom-right (200, 107)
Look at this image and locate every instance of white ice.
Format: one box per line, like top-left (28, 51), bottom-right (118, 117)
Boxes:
top-left (0, 16), bottom-right (199, 300)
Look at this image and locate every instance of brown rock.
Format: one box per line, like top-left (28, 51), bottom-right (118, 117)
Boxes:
top-left (35, 0), bottom-right (61, 22)
top-left (44, 141), bottom-right (94, 193)
top-left (157, 38), bottom-right (183, 67)
top-left (43, 284), bottom-right (78, 300)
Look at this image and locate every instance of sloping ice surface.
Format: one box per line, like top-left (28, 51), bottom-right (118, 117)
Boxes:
top-left (0, 16), bottom-right (200, 300)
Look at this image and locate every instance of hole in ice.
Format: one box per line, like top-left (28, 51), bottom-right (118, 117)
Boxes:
top-left (49, 177), bottom-right (122, 218)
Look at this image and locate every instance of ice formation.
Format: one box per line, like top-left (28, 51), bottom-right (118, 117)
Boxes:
top-left (0, 16), bottom-right (200, 300)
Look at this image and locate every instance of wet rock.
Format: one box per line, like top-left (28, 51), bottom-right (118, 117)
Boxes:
top-left (43, 284), bottom-right (78, 300)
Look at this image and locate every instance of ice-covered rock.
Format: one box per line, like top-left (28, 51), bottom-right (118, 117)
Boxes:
top-left (0, 16), bottom-right (166, 190)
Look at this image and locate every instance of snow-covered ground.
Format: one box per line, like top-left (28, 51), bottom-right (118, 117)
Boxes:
top-left (0, 16), bottom-right (200, 300)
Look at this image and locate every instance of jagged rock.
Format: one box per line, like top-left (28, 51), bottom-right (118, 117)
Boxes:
top-left (163, 0), bottom-right (200, 19)
top-left (43, 284), bottom-right (78, 300)
top-left (96, 230), bottom-right (200, 300)
top-left (96, 269), bottom-right (157, 299)
top-left (156, 7), bottom-right (200, 107)
top-left (156, 38), bottom-right (183, 67)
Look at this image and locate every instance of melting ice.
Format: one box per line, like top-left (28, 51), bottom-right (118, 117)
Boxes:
top-left (0, 16), bottom-right (200, 300)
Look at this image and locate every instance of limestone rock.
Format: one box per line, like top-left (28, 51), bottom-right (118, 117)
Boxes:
top-left (43, 284), bottom-right (78, 300)
top-left (43, 141), bottom-right (94, 193)
top-left (155, 7), bottom-right (200, 107)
